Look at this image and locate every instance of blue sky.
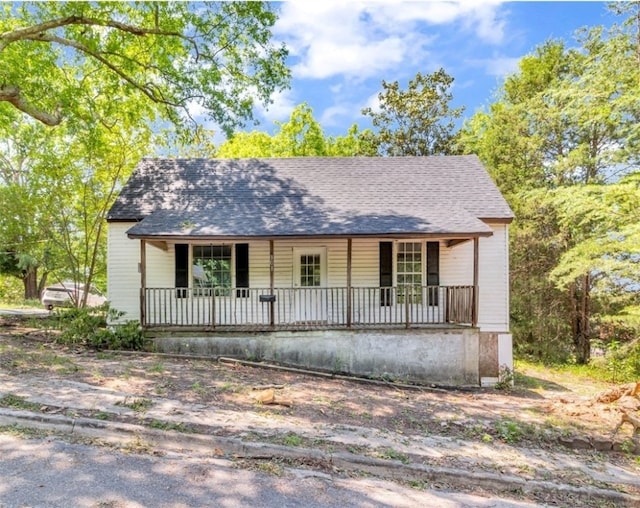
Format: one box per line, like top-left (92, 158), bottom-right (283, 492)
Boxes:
top-left (245, 1), bottom-right (620, 138)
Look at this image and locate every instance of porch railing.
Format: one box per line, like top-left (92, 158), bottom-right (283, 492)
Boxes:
top-left (142, 286), bottom-right (475, 329)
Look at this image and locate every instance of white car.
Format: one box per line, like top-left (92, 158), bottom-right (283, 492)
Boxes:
top-left (41, 282), bottom-right (107, 310)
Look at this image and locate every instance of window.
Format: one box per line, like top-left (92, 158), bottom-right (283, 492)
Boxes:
top-left (397, 242), bottom-right (422, 303)
top-left (379, 241), bottom-right (440, 307)
top-left (193, 245), bottom-right (232, 296)
top-left (300, 254), bottom-right (321, 287)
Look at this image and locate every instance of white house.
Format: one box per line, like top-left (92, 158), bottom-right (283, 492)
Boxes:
top-left (107, 156), bottom-right (514, 386)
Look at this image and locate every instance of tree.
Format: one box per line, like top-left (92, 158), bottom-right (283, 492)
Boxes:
top-left (0, 99), bottom-right (149, 302)
top-left (361, 69), bottom-right (464, 156)
top-left (216, 104), bottom-right (377, 157)
top-left (0, 2), bottom-right (289, 136)
top-left (460, 9), bottom-right (640, 364)
top-left (0, 111), bottom-right (61, 299)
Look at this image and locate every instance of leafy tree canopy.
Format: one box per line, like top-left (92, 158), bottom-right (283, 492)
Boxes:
top-left (0, 1), bottom-right (289, 136)
top-left (216, 104), bottom-right (377, 157)
top-left (459, 4), bottom-right (640, 363)
top-left (362, 68), bottom-right (464, 156)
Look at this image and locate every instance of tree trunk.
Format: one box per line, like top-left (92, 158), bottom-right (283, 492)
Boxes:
top-left (37, 272), bottom-right (49, 297)
top-left (22, 267), bottom-right (39, 300)
top-left (571, 274), bottom-right (591, 364)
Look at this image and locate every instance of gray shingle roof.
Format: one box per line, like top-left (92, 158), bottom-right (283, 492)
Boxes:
top-left (108, 156), bottom-right (513, 238)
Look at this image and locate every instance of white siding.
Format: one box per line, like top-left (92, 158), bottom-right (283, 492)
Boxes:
top-left (107, 231), bottom-right (509, 331)
top-left (351, 238), bottom-right (381, 287)
top-left (272, 239), bottom-right (349, 287)
top-left (440, 240), bottom-right (473, 285)
top-left (477, 223), bottom-right (510, 332)
top-left (107, 223), bottom-right (141, 322)
top-left (250, 240), bottom-right (271, 287)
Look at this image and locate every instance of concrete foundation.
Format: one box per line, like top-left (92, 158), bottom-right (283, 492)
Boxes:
top-left (150, 328), bottom-right (481, 386)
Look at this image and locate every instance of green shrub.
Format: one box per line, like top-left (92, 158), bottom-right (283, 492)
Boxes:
top-left (53, 305), bottom-right (143, 350)
top-left (606, 339), bottom-right (640, 382)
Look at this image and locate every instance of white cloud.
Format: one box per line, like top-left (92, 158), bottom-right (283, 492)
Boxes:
top-left (363, 91), bottom-right (382, 113)
top-left (466, 55), bottom-right (520, 77)
top-left (255, 89), bottom-right (297, 126)
top-left (319, 105), bottom-right (351, 128)
top-left (274, 1), bottom-right (507, 80)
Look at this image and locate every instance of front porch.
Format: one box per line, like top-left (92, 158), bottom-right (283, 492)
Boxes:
top-left (142, 285), bottom-right (476, 331)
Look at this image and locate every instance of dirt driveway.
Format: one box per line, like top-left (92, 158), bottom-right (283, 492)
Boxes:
top-left (1, 314), bottom-right (640, 505)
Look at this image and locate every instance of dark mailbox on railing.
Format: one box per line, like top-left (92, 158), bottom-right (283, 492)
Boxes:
top-left (259, 294), bottom-right (276, 303)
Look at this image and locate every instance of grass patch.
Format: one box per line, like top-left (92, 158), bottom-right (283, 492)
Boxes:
top-left (282, 433), bottom-right (304, 447)
top-left (147, 362), bottom-right (166, 374)
top-left (0, 424), bottom-right (52, 439)
top-left (0, 394), bottom-right (41, 411)
top-left (376, 447), bottom-right (410, 464)
top-left (494, 419), bottom-right (523, 443)
top-left (115, 397), bottom-right (153, 412)
top-left (191, 381), bottom-right (210, 398)
top-left (96, 352), bottom-right (117, 360)
top-left (515, 359), bottom-right (612, 390)
top-left (148, 419), bottom-right (189, 432)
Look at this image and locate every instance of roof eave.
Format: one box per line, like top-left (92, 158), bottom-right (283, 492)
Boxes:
top-left (126, 231), bottom-right (494, 242)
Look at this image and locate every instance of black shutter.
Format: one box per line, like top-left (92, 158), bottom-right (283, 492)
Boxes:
top-left (175, 244), bottom-right (189, 298)
top-left (379, 241), bottom-right (393, 306)
top-left (426, 241), bottom-right (440, 306)
top-left (235, 243), bottom-right (249, 298)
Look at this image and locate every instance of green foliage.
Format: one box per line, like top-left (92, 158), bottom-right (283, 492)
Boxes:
top-left (494, 419), bottom-right (524, 443)
top-left (602, 339), bottom-right (640, 382)
top-left (494, 365), bottom-right (515, 391)
top-left (53, 305), bottom-right (143, 350)
top-left (0, 2), bottom-right (289, 136)
top-left (0, 81), bottom-right (149, 300)
top-left (0, 275), bottom-right (23, 304)
top-left (0, 394), bottom-right (41, 411)
top-left (362, 68), bottom-right (464, 156)
top-left (216, 103), bottom-right (377, 157)
top-left (460, 7), bottom-right (640, 364)
top-left (116, 397), bottom-right (153, 413)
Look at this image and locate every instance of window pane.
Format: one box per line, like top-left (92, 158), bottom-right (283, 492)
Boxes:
top-left (300, 253), bottom-right (321, 287)
top-left (193, 244), bottom-right (232, 296)
top-left (397, 242), bottom-right (422, 303)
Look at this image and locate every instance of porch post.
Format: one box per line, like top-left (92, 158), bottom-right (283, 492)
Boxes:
top-left (269, 239), bottom-right (275, 327)
top-left (472, 237), bottom-right (479, 327)
top-left (346, 238), bottom-right (352, 328)
top-left (140, 239), bottom-right (146, 327)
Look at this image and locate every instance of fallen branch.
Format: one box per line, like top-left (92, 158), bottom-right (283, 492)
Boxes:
top-left (254, 389), bottom-right (293, 407)
top-left (251, 384), bottom-right (285, 391)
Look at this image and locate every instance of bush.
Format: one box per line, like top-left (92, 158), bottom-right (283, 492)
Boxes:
top-left (606, 339), bottom-right (640, 382)
top-left (54, 305), bottom-right (143, 350)
top-left (0, 276), bottom-right (25, 305)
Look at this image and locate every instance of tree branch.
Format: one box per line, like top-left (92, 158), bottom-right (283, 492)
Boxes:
top-left (24, 33), bottom-right (180, 107)
top-left (0, 15), bottom-right (193, 52)
top-left (0, 85), bottom-right (62, 126)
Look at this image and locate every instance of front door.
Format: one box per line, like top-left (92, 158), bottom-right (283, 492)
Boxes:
top-left (293, 247), bottom-right (327, 323)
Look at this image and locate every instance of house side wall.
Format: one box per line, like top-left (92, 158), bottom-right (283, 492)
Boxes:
top-left (107, 222), bottom-right (141, 322)
top-left (478, 223), bottom-right (510, 332)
